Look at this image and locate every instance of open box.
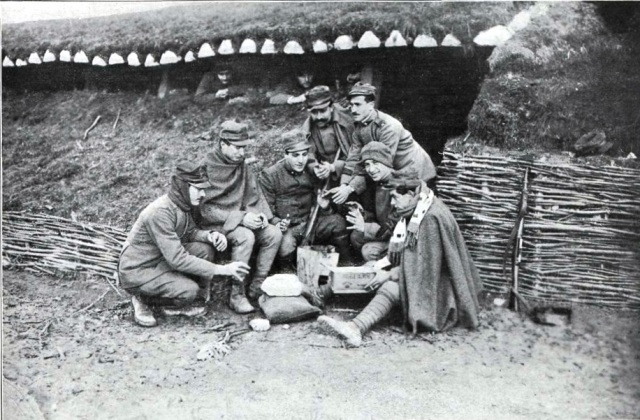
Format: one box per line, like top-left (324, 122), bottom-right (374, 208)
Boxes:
top-left (328, 266), bottom-right (377, 294)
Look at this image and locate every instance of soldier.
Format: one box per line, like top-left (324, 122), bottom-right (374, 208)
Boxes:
top-left (345, 142), bottom-right (400, 262)
top-left (327, 82), bottom-right (437, 205)
top-left (259, 130), bottom-right (352, 267)
top-left (302, 85), bottom-right (355, 186)
top-left (199, 121), bottom-right (283, 314)
top-left (319, 172), bottom-right (483, 347)
top-left (118, 162), bottom-right (250, 327)
top-left (195, 68), bottom-right (244, 100)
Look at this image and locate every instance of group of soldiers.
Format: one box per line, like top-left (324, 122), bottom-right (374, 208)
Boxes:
top-left (118, 81), bottom-right (482, 347)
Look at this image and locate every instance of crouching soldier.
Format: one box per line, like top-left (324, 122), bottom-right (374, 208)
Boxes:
top-left (118, 162), bottom-right (250, 327)
top-left (259, 130), bottom-right (352, 268)
top-left (319, 171), bottom-right (483, 347)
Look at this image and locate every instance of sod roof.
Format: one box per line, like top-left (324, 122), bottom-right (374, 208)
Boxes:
top-left (2, 2), bottom-right (519, 59)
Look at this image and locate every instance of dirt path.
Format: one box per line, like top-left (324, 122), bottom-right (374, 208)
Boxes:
top-left (3, 271), bottom-right (639, 419)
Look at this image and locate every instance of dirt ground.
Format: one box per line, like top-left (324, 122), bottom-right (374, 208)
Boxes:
top-left (2, 270), bottom-right (639, 420)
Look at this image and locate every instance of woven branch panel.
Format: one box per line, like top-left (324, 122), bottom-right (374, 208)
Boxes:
top-left (437, 150), bottom-right (640, 309)
top-left (2, 212), bottom-right (126, 280)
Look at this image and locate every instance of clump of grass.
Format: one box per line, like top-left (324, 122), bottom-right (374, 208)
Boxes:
top-left (469, 2), bottom-right (640, 156)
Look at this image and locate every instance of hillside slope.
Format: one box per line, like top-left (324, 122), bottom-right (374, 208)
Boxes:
top-left (468, 2), bottom-right (640, 157)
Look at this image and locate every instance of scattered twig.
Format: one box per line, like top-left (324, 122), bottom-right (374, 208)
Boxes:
top-left (307, 343), bottom-right (340, 349)
top-left (201, 322), bottom-right (234, 334)
top-left (102, 275), bottom-right (123, 297)
top-left (72, 289), bottom-right (109, 315)
top-left (83, 115), bottom-right (101, 141)
top-left (112, 109), bottom-right (121, 132)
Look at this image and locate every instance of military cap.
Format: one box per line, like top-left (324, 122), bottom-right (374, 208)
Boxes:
top-left (361, 142), bottom-right (393, 167)
top-left (175, 161), bottom-right (211, 188)
top-left (305, 85), bottom-right (333, 110)
top-left (282, 129), bottom-right (311, 153)
top-left (219, 120), bottom-right (252, 146)
top-left (348, 82), bottom-right (377, 99)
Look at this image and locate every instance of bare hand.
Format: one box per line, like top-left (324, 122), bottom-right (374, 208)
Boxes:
top-left (313, 162), bottom-right (334, 180)
top-left (242, 212), bottom-right (263, 230)
top-left (208, 231), bottom-right (228, 252)
top-left (222, 261), bottom-right (251, 282)
top-left (276, 219), bottom-right (290, 232)
top-left (327, 184), bottom-right (353, 205)
top-left (346, 208), bottom-right (365, 233)
top-left (317, 189), bottom-right (330, 210)
top-left (364, 270), bottom-right (392, 292)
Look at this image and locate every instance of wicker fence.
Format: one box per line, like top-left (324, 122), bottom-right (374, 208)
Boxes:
top-left (3, 151), bottom-right (640, 308)
top-left (437, 151), bottom-right (640, 309)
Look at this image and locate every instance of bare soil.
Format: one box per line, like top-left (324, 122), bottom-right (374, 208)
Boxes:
top-left (3, 270), bottom-right (639, 419)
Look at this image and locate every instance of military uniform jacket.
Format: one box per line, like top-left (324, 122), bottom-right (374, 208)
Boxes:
top-left (340, 110), bottom-right (437, 194)
top-left (259, 159), bottom-right (324, 226)
top-left (302, 105), bottom-right (355, 179)
top-left (118, 195), bottom-right (221, 289)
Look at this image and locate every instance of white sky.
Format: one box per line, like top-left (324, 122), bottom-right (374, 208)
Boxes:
top-left (1, 2), bottom-right (184, 24)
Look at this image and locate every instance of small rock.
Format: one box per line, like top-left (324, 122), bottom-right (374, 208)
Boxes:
top-left (42, 349), bottom-right (59, 360)
top-left (98, 356), bottom-right (114, 364)
top-left (282, 324), bottom-right (290, 330)
top-left (249, 318), bottom-right (270, 332)
top-left (105, 347), bottom-right (116, 355)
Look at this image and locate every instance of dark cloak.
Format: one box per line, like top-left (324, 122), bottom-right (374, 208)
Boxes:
top-left (398, 195), bottom-right (482, 333)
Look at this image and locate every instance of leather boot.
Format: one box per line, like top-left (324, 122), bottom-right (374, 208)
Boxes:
top-left (131, 295), bottom-right (157, 327)
top-left (275, 255), bottom-right (297, 274)
top-left (302, 284), bottom-right (334, 308)
top-left (318, 315), bottom-right (362, 347)
top-left (229, 283), bottom-right (255, 314)
top-left (247, 277), bottom-right (266, 300)
top-left (332, 233), bottom-right (356, 265)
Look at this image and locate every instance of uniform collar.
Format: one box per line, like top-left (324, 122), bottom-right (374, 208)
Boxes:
top-left (358, 109), bottom-right (378, 127)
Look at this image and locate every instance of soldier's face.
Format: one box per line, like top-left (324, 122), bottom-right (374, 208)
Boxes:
top-left (364, 160), bottom-right (392, 183)
top-left (284, 150), bottom-right (309, 173)
top-left (349, 96), bottom-right (374, 123)
top-left (220, 141), bottom-right (246, 163)
top-left (297, 73), bottom-right (314, 89)
top-left (217, 71), bottom-right (231, 85)
top-left (309, 105), bottom-right (332, 128)
top-left (391, 190), bottom-right (416, 213)
top-left (188, 186), bottom-right (206, 206)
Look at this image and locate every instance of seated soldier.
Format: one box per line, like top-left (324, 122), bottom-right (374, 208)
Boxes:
top-left (259, 130), bottom-right (352, 268)
top-left (318, 171), bottom-right (483, 347)
top-left (118, 162), bottom-right (250, 327)
top-left (346, 142), bottom-right (402, 262)
top-left (199, 121), bottom-right (283, 313)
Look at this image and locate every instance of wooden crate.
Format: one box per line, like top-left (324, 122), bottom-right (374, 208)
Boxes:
top-left (329, 266), bottom-right (377, 294)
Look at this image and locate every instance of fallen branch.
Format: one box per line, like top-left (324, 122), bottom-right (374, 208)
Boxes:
top-left (72, 289), bottom-right (110, 315)
top-left (112, 109), bottom-right (121, 132)
top-left (83, 115), bottom-right (101, 141)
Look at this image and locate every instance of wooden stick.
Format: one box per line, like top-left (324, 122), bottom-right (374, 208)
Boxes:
top-left (83, 116), bottom-right (101, 141)
top-left (112, 109), bottom-right (121, 132)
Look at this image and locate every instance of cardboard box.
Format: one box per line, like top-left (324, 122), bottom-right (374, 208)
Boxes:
top-left (329, 266), bottom-right (377, 294)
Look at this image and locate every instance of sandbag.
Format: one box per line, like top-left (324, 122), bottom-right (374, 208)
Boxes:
top-left (258, 295), bottom-right (321, 324)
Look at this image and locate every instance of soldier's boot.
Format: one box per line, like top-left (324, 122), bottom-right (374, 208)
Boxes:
top-left (131, 295), bottom-right (157, 327)
top-left (247, 276), bottom-right (266, 300)
top-left (332, 233), bottom-right (357, 265)
top-left (274, 254), bottom-right (297, 273)
top-left (318, 282), bottom-right (398, 347)
top-left (229, 283), bottom-right (255, 314)
top-left (302, 284), bottom-right (334, 308)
